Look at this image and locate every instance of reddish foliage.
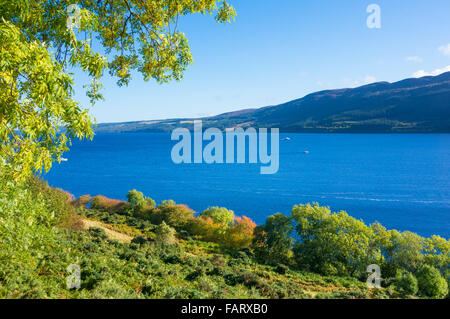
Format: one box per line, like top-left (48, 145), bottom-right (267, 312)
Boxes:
top-left (91, 195), bottom-right (129, 214)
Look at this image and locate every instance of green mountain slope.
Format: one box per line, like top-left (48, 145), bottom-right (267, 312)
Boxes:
top-left (97, 72), bottom-right (450, 133)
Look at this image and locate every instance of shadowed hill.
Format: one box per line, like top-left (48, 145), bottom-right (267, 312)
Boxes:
top-left (97, 72), bottom-right (450, 133)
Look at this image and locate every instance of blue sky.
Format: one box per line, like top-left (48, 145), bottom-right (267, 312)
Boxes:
top-left (73, 0), bottom-right (450, 123)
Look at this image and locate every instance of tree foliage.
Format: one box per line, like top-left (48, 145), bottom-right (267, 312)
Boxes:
top-left (200, 207), bottom-right (235, 225)
top-left (253, 213), bottom-right (294, 265)
top-left (291, 204), bottom-right (374, 277)
top-left (126, 189), bottom-right (156, 217)
top-left (394, 271), bottom-right (418, 296)
top-left (0, 0), bottom-right (235, 179)
top-left (415, 265), bottom-right (448, 299)
top-left (154, 221), bottom-right (176, 245)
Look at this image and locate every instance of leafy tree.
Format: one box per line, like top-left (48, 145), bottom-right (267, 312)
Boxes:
top-left (0, 21), bottom-right (93, 179)
top-left (423, 235), bottom-right (450, 275)
top-left (253, 213), bottom-right (294, 265)
top-left (127, 189), bottom-right (146, 208)
top-left (154, 202), bottom-right (195, 229)
top-left (387, 231), bottom-right (425, 274)
top-left (146, 197), bottom-right (156, 208)
top-left (125, 189), bottom-right (156, 219)
top-left (0, 0), bottom-right (236, 179)
top-left (415, 265), bottom-right (448, 299)
top-left (291, 203), bottom-right (375, 277)
top-left (188, 216), bottom-right (224, 242)
top-left (200, 207), bottom-right (235, 225)
top-left (222, 216), bottom-right (256, 250)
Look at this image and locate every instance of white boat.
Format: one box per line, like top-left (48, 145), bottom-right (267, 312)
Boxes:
top-left (281, 137), bottom-right (291, 141)
top-left (303, 151), bottom-right (310, 154)
top-left (60, 158), bottom-right (68, 162)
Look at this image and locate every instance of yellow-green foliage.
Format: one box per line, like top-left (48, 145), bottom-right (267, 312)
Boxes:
top-left (0, 169), bottom-right (448, 299)
top-left (91, 195), bottom-right (129, 214)
top-left (0, 0), bottom-right (236, 180)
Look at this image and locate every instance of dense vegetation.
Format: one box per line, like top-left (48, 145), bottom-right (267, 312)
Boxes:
top-left (1, 0), bottom-right (236, 180)
top-left (2, 0), bottom-right (447, 300)
top-left (1, 164), bottom-right (448, 299)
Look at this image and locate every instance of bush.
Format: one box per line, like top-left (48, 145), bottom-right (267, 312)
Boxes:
top-left (224, 270), bottom-right (262, 288)
top-left (416, 265), bottom-right (448, 298)
top-left (188, 217), bottom-right (224, 242)
top-left (200, 207), bottom-right (234, 225)
top-left (275, 264), bottom-right (289, 275)
top-left (394, 271), bottom-right (418, 296)
top-left (74, 195), bottom-right (92, 209)
top-left (126, 189), bottom-right (156, 218)
top-left (221, 216), bottom-right (256, 250)
top-left (210, 255), bottom-right (226, 267)
top-left (91, 195), bottom-right (129, 214)
top-left (91, 280), bottom-right (139, 299)
top-left (153, 203), bottom-right (195, 229)
top-left (154, 222), bottom-right (176, 245)
top-left (88, 227), bottom-right (109, 240)
top-left (27, 176), bottom-right (82, 230)
top-left (131, 236), bottom-right (148, 245)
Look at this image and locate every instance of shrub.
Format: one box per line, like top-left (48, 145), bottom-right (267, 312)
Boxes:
top-left (153, 203), bottom-right (195, 229)
top-left (224, 270), bottom-right (262, 288)
top-left (127, 190), bottom-right (146, 207)
top-left (74, 195), bottom-right (92, 209)
top-left (416, 265), bottom-right (448, 298)
top-left (154, 222), bottom-right (176, 245)
top-left (200, 207), bottom-right (234, 225)
top-left (210, 255), bottom-right (226, 267)
top-left (165, 286), bottom-right (209, 299)
top-left (131, 236), bottom-right (147, 245)
top-left (394, 271), bottom-right (418, 296)
top-left (91, 280), bottom-right (139, 299)
top-left (88, 227), bottom-right (109, 240)
top-left (275, 264), bottom-right (289, 275)
top-left (27, 176), bottom-right (82, 230)
top-left (91, 195), bottom-right (129, 214)
top-left (221, 216), bottom-right (256, 250)
top-left (126, 189), bottom-right (156, 216)
top-left (188, 217), bottom-right (225, 242)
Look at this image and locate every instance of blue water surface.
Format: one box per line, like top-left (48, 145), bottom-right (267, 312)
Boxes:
top-left (45, 133), bottom-right (450, 238)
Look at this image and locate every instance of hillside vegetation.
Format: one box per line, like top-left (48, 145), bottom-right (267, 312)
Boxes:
top-left (97, 72), bottom-right (450, 133)
top-left (0, 164), bottom-right (448, 299)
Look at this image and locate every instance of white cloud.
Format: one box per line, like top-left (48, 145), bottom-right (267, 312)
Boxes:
top-left (438, 44), bottom-right (450, 56)
top-left (412, 65), bottom-right (450, 78)
top-left (405, 56), bottom-right (423, 63)
top-left (364, 75), bottom-right (377, 84)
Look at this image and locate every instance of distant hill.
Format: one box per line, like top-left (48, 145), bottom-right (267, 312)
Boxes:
top-left (97, 72), bottom-right (450, 133)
